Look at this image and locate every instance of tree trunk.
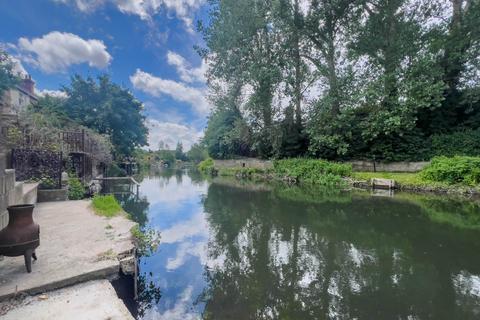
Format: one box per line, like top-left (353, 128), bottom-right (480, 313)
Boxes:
top-left (326, 25), bottom-right (340, 115)
top-left (293, 0), bottom-right (303, 127)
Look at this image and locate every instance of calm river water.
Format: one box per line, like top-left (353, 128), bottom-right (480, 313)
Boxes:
top-left (114, 169), bottom-right (480, 319)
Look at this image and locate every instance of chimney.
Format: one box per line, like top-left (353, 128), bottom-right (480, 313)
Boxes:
top-left (22, 74), bottom-right (35, 96)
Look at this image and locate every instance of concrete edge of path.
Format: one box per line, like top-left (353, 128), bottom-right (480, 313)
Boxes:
top-left (0, 263), bottom-right (120, 301)
top-left (1, 280), bottom-right (134, 320)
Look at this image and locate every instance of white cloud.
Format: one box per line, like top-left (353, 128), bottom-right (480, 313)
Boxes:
top-left (54, 0), bottom-right (205, 32)
top-left (160, 210), bottom-right (208, 244)
top-left (16, 31), bottom-right (112, 73)
top-left (8, 56), bottom-right (28, 76)
top-left (167, 51), bottom-right (206, 83)
top-left (35, 89), bottom-right (68, 98)
top-left (130, 69), bottom-right (210, 115)
top-left (146, 119), bottom-right (203, 151)
top-left (143, 286), bottom-right (200, 320)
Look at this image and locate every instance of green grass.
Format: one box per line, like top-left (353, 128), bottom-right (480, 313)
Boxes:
top-left (91, 195), bottom-right (124, 217)
top-left (352, 172), bottom-right (429, 186)
top-left (218, 167), bottom-right (268, 177)
top-left (351, 171), bottom-right (480, 194)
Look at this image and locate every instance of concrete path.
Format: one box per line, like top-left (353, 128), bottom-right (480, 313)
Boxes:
top-left (1, 280), bottom-right (134, 320)
top-left (0, 200), bottom-right (136, 300)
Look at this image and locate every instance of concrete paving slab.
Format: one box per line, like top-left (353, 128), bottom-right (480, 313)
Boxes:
top-left (0, 280), bottom-right (134, 320)
top-left (0, 200), bottom-right (136, 300)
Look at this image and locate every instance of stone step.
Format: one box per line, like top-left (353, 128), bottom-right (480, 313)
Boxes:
top-left (372, 178), bottom-right (395, 190)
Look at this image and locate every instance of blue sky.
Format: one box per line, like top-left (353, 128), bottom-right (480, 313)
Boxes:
top-left (0, 0), bottom-right (211, 150)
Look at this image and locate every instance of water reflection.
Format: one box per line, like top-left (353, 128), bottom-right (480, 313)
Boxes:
top-left (119, 169), bottom-right (480, 319)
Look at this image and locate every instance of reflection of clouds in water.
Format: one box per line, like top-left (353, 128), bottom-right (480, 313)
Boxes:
top-left (453, 271), bottom-right (480, 297)
top-left (139, 175), bottom-right (208, 209)
top-left (348, 243), bottom-right (376, 267)
top-left (453, 271), bottom-right (480, 316)
top-left (160, 210), bottom-right (225, 271)
top-left (143, 286), bottom-right (201, 320)
top-left (161, 210), bottom-right (208, 244)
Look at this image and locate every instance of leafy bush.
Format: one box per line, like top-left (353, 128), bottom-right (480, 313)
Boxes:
top-left (218, 167), bottom-right (267, 177)
top-left (68, 177), bottom-right (85, 200)
top-left (273, 158), bottom-right (352, 185)
top-left (32, 174), bottom-right (58, 190)
top-left (106, 163), bottom-right (127, 177)
top-left (198, 157), bottom-right (215, 174)
top-left (92, 195), bottom-right (124, 217)
top-left (429, 129), bottom-right (480, 158)
top-left (130, 225), bottom-right (161, 257)
top-left (420, 156), bottom-right (480, 185)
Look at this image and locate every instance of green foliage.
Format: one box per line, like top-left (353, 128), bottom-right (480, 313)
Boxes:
top-left (106, 163), bottom-right (127, 177)
top-left (198, 158), bottom-right (215, 174)
top-left (62, 75), bottom-right (148, 157)
top-left (273, 159), bottom-right (352, 185)
top-left (200, 0), bottom-right (480, 162)
top-left (92, 195), bottom-right (124, 217)
top-left (420, 156), bottom-right (480, 186)
top-left (68, 177), bottom-right (85, 200)
top-left (217, 167), bottom-right (267, 179)
top-left (175, 142), bottom-right (186, 161)
top-left (130, 225), bottom-right (161, 257)
top-left (31, 174), bottom-right (58, 190)
top-left (186, 143), bottom-right (208, 162)
top-left (0, 51), bottom-right (20, 97)
top-left (203, 85), bottom-right (252, 159)
top-left (429, 129), bottom-right (480, 158)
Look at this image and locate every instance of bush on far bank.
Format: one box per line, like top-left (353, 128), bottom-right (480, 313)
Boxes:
top-left (420, 156), bottom-right (480, 186)
top-left (273, 158), bottom-right (352, 183)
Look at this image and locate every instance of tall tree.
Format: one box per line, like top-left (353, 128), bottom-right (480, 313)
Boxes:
top-left (175, 141), bottom-right (185, 161)
top-left (202, 0), bottom-right (283, 157)
top-left (62, 75), bottom-right (148, 157)
top-left (304, 0), bottom-right (359, 115)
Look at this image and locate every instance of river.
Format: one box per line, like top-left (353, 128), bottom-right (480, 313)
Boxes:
top-left (112, 169), bottom-right (480, 319)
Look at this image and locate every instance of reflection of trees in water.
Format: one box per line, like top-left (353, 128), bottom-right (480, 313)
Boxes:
top-left (111, 187), bottom-right (160, 318)
top-left (137, 272), bottom-right (162, 318)
top-left (199, 182), bottom-right (480, 319)
top-left (115, 192), bottom-right (150, 228)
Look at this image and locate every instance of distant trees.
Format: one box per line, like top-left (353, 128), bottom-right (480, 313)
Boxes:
top-left (200, 0), bottom-right (480, 161)
top-left (175, 141), bottom-right (186, 161)
top-left (187, 143), bottom-right (208, 162)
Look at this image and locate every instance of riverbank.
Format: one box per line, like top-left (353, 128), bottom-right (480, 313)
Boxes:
top-left (200, 157), bottom-right (480, 197)
top-left (0, 200), bottom-right (136, 318)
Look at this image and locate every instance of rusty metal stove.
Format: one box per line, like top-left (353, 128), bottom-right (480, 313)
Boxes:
top-left (0, 204), bottom-right (40, 273)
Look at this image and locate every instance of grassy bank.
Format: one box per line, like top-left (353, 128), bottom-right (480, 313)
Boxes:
top-left (353, 156), bottom-right (480, 194)
top-left (199, 158), bottom-right (352, 186)
top-left (91, 195), bottom-right (125, 217)
top-left (199, 156), bottom-right (480, 195)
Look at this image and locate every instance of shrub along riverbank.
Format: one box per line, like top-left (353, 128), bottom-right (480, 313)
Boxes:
top-left (198, 156), bottom-right (480, 195)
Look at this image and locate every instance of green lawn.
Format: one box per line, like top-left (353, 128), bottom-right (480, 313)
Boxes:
top-left (352, 171), bottom-right (448, 188)
top-left (91, 195), bottom-right (124, 217)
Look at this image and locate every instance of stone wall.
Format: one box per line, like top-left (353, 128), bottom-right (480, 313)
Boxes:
top-left (214, 158), bottom-right (273, 170)
top-left (213, 158), bottom-right (429, 173)
top-left (348, 161), bottom-right (430, 173)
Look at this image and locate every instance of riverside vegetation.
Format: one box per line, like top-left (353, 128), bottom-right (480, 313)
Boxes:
top-left (199, 156), bottom-right (480, 194)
